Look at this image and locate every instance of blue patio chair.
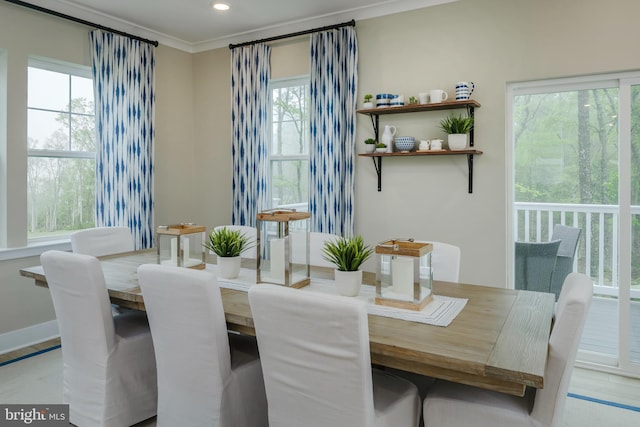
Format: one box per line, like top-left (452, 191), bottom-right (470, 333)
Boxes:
top-left (550, 225), bottom-right (582, 300)
top-left (515, 240), bottom-right (561, 293)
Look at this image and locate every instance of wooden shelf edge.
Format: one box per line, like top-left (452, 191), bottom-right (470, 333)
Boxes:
top-left (357, 100), bottom-right (480, 115)
top-left (358, 149), bottom-right (483, 157)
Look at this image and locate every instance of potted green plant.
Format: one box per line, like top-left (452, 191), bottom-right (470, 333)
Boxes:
top-left (322, 235), bottom-right (374, 296)
top-left (363, 93), bottom-right (374, 109)
top-left (204, 227), bottom-right (253, 279)
top-left (439, 113), bottom-right (474, 151)
top-left (364, 138), bottom-right (376, 153)
top-left (375, 142), bottom-right (387, 153)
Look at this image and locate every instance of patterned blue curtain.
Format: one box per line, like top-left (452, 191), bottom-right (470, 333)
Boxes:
top-left (90, 30), bottom-right (155, 249)
top-left (231, 44), bottom-right (271, 226)
top-left (309, 27), bottom-right (358, 236)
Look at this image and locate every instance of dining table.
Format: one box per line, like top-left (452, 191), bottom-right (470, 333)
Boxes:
top-left (20, 249), bottom-right (556, 397)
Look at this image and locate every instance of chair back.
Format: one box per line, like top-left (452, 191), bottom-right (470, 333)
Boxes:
top-left (248, 284), bottom-right (376, 427)
top-left (70, 226), bottom-right (134, 257)
top-left (532, 272), bottom-right (592, 427)
top-left (290, 231), bottom-right (339, 268)
top-left (309, 231), bottom-right (339, 268)
top-left (550, 225), bottom-right (582, 299)
top-left (137, 264), bottom-right (232, 426)
top-left (40, 251), bottom-right (116, 374)
top-left (213, 225), bottom-right (257, 259)
top-left (429, 241), bottom-right (461, 282)
top-left (514, 240), bottom-right (561, 292)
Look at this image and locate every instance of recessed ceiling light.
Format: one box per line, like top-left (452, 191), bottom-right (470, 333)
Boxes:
top-left (213, 3), bottom-right (230, 10)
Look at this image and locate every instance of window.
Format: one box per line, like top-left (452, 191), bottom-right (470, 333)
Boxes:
top-left (27, 58), bottom-right (95, 241)
top-left (269, 77), bottom-right (310, 211)
top-left (509, 71), bottom-right (640, 374)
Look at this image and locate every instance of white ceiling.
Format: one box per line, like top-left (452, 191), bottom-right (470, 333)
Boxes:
top-left (14, 0), bottom-right (456, 52)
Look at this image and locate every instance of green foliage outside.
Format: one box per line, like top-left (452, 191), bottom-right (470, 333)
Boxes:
top-left (27, 98), bottom-right (96, 238)
top-left (271, 84), bottom-right (309, 207)
top-left (514, 87), bottom-right (640, 289)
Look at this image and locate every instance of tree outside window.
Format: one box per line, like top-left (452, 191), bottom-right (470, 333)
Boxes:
top-left (27, 59), bottom-right (96, 240)
top-left (269, 78), bottom-right (309, 211)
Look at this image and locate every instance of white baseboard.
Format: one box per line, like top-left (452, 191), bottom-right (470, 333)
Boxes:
top-left (0, 321), bottom-right (60, 355)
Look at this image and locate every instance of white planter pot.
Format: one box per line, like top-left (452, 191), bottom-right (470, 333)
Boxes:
top-left (364, 144), bottom-right (376, 153)
top-left (363, 102), bottom-right (374, 109)
top-left (218, 255), bottom-right (241, 279)
top-left (448, 134), bottom-right (468, 151)
top-left (334, 269), bottom-right (363, 297)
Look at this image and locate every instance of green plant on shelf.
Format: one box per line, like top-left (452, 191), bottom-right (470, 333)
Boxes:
top-left (439, 113), bottom-right (474, 134)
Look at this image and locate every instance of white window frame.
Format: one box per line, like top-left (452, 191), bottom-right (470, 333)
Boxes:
top-left (0, 48), bottom-right (8, 248)
top-left (268, 75), bottom-right (310, 211)
top-left (26, 56), bottom-right (95, 244)
top-left (506, 70), bottom-right (640, 378)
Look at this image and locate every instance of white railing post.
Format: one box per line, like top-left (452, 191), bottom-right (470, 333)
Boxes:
top-left (513, 202), bottom-right (633, 296)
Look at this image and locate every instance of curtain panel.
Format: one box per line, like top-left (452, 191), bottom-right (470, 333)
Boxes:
top-left (230, 44), bottom-right (271, 226)
top-left (309, 27), bottom-right (358, 236)
top-left (90, 30), bottom-right (155, 249)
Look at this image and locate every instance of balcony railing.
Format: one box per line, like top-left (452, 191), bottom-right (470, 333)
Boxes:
top-left (514, 202), bottom-right (640, 298)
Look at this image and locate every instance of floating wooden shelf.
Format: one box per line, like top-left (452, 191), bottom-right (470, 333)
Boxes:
top-left (356, 99), bottom-right (481, 115)
top-left (357, 99), bottom-right (482, 193)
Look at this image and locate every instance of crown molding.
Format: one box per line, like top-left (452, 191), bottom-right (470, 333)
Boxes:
top-left (11, 0), bottom-right (457, 53)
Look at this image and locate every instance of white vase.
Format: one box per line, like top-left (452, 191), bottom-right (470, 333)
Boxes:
top-left (218, 255), bottom-right (241, 279)
top-left (448, 133), bottom-right (468, 151)
top-left (334, 269), bottom-right (363, 297)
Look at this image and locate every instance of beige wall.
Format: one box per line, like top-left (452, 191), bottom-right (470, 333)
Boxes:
top-left (0, 3), bottom-right (194, 335)
top-left (353, 0), bottom-right (640, 284)
top-left (190, 0), bottom-right (640, 286)
top-left (2, 0), bottom-right (640, 337)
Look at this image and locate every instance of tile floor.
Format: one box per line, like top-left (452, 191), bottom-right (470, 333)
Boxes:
top-left (2, 340), bottom-right (640, 426)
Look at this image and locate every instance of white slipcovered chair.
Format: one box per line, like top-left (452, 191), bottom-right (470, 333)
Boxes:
top-left (71, 226), bottom-right (135, 316)
top-left (309, 231), bottom-right (339, 267)
top-left (213, 225), bottom-right (257, 258)
top-left (137, 264), bottom-right (268, 427)
top-left (290, 231), bottom-right (339, 268)
top-left (40, 250), bottom-right (157, 427)
top-left (422, 272), bottom-right (593, 427)
top-left (248, 283), bottom-right (421, 427)
top-left (70, 226), bottom-right (135, 257)
top-left (428, 241), bottom-right (461, 283)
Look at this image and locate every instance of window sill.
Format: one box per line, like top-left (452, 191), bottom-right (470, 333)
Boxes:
top-left (0, 240), bottom-right (71, 261)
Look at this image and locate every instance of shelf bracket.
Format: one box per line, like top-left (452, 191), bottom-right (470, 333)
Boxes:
top-left (467, 106), bottom-right (475, 148)
top-left (372, 156), bottom-right (382, 191)
top-left (369, 114), bottom-right (379, 142)
top-left (467, 154), bottom-right (474, 193)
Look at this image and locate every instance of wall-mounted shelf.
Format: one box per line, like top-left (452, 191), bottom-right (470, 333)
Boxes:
top-left (358, 149), bottom-right (483, 192)
top-left (357, 99), bottom-right (481, 193)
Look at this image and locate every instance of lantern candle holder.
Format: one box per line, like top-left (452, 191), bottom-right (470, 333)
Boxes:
top-left (256, 209), bottom-right (310, 288)
top-left (375, 239), bottom-right (433, 310)
top-left (156, 224), bottom-right (206, 269)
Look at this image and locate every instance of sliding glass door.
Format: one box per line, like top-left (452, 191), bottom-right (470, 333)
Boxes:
top-left (509, 72), bottom-right (640, 376)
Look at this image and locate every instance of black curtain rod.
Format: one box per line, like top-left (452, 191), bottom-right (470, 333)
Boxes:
top-left (229, 19), bottom-right (355, 50)
top-left (4, 0), bottom-right (159, 47)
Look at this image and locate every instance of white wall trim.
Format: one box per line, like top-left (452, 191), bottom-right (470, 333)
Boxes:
top-left (0, 320), bottom-right (59, 355)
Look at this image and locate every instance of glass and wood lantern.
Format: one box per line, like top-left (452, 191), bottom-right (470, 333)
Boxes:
top-left (375, 239), bottom-right (433, 310)
top-left (156, 224), bottom-right (206, 269)
top-left (256, 209), bottom-right (310, 288)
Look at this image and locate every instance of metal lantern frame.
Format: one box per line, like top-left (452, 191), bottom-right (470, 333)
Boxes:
top-left (375, 238), bottom-right (433, 310)
top-left (156, 224), bottom-right (206, 269)
top-left (256, 209), bottom-right (311, 288)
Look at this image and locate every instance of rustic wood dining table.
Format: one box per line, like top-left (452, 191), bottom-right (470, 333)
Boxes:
top-left (20, 249), bottom-right (555, 397)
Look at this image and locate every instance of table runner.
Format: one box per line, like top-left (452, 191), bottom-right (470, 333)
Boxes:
top-left (206, 265), bottom-right (467, 327)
